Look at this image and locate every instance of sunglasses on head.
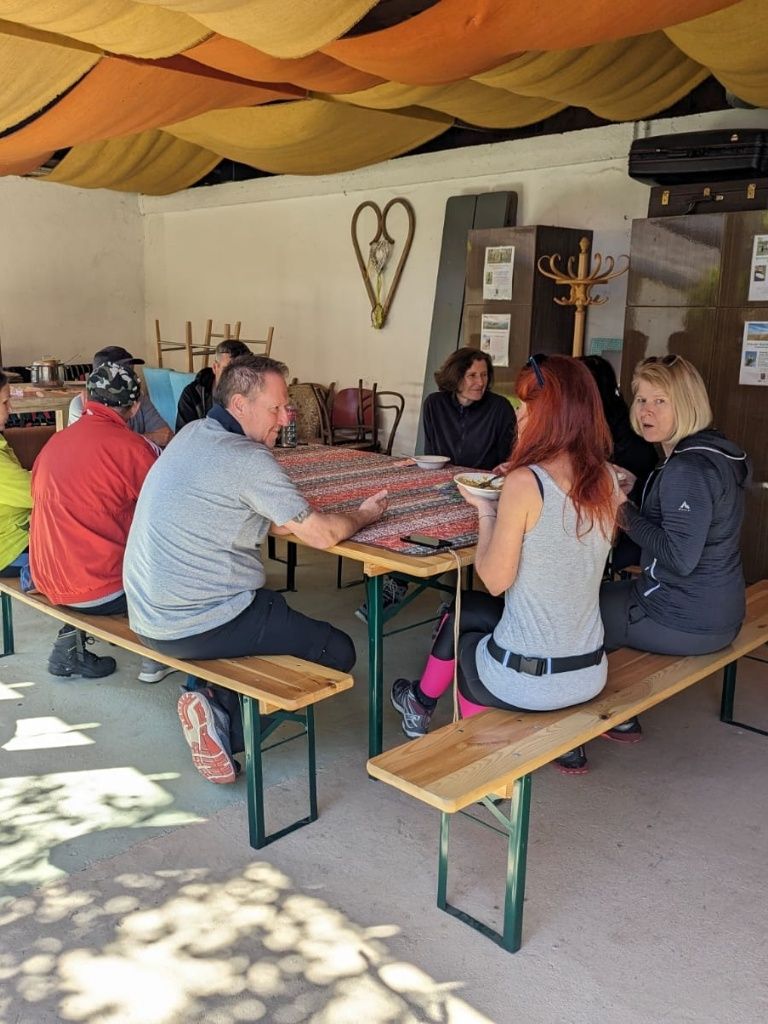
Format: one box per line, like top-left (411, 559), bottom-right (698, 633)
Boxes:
top-left (527, 352), bottom-right (548, 387)
top-left (641, 354), bottom-right (679, 367)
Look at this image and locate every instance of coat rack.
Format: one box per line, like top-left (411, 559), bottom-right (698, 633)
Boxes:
top-left (537, 236), bottom-right (629, 357)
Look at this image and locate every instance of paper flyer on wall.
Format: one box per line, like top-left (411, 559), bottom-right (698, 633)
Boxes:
top-left (739, 321), bottom-right (768, 385)
top-left (480, 313), bottom-right (510, 366)
top-left (482, 246), bottom-right (515, 300)
top-left (748, 235), bottom-right (768, 301)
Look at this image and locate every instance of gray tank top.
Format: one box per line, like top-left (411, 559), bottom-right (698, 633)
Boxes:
top-left (476, 465), bottom-right (612, 710)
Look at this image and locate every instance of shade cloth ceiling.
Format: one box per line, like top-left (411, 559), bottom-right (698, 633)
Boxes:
top-left (0, 1), bottom-right (761, 195)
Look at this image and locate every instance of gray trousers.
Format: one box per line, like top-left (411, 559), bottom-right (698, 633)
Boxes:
top-left (600, 579), bottom-right (739, 656)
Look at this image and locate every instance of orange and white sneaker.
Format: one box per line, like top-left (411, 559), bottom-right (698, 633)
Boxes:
top-left (177, 690), bottom-right (237, 784)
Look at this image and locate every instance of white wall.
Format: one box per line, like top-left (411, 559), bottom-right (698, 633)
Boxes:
top-left (0, 177), bottom-right (143, 368)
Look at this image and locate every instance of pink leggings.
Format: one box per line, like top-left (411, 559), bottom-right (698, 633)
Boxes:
top-left (419, 648), bottom-right (487, 720)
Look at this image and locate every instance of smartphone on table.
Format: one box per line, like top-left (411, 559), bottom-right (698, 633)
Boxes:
top-left (400, 533), bottom-right (453, 549)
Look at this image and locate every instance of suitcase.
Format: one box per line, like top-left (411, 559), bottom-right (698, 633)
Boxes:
top-left (647, 178), bottom-right (768, 217)
top-left (629, 129), bottom-right (768, 185)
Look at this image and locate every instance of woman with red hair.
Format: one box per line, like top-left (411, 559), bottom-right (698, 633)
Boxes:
top-left (392, 354), bottom-right (620, 772)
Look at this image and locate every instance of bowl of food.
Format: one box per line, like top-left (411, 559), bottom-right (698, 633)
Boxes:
top-left (413, 455), bottom-right (450, 470)
top-left (454, 472), bottom-right (503, 500)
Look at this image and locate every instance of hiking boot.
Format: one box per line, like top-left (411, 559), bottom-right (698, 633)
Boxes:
top-left (391, 678), bottom-right (434, 739)
top-left (177, 690), bottom-right (237, 784)
top-left (602, 716), bottom-right (643, 744)
top-left (47, 626), bottom-right (116, 679)
top-left (355, 577), bottom-right (409, 624)
top-left (553, 745), bottom-right (589, 775)
top-left (138, 658), bottom-right (177, 684)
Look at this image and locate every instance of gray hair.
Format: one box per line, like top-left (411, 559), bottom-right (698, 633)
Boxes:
top-left (213, 353), bottom-right (288, 408)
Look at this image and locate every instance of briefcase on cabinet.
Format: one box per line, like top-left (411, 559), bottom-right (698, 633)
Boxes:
top-left (629, 129), bottom-right (768, 185)
top-left (647, 178), bottom-right (768, 217)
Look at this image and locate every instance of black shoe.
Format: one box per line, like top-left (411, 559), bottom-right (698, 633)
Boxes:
top-left (553, 745), bottom-right (588, 775)
top-left (48, 627), bottom-right (116, 679)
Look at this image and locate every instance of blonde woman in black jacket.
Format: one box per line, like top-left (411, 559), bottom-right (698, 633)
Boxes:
top-left (560, 354), bottom-right (749, 772)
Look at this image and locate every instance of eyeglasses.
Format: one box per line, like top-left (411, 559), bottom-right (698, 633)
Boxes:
top-left (641, 354), bottom-right (679, 367)
top-left (527, 353), bottom-right (548, 387)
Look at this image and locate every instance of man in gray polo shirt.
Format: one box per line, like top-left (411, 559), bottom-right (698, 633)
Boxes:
top-left (124, 353), bottom-right (387, 784)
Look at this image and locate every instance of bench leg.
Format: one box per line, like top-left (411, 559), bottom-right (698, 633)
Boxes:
top-left (241, 696), bottom-right (318, 849)
top-left (720, 659), bottom-right (768, 737)
top-left (1, 592), bottom-right (14, 656)
top-left (436, 773), bottom-right (532, 953)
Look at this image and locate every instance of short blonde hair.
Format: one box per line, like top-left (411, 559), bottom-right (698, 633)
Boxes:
top-left (630, 355), bottom-right (712, 447)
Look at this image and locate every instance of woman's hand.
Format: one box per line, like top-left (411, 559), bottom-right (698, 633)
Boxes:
top-left (611, 463), bottom-right (636, 496)
top-left (457, 482), bottom-right (497, 515)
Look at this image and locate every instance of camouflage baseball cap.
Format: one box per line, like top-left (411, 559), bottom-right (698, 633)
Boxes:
top-left (86, 362), bottom-right (141, 407)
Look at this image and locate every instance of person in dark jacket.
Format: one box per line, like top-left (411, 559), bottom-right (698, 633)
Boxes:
top-left (422, 347), bottom-right (516, 470)
top-left (581, 354), bottom-right (659, 569)
top-left (175, 340), bottom-right (250, 430)
top-left (560, 354), bottom-right (749, 771)
top-left (580, 355), bottom-right (658, 494)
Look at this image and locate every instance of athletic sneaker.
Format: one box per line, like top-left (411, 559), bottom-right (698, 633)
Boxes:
top-left (602, 716), bottom-right (643, 743)
top-left (391, 678), bottom-right (434, 738)
top-left (177, 690), bottom-right (237, 784)
top-left (355, 576), bottom-right (409, 624)
top-left (138, 658), bottom-right (177, 684)
top-left (553, 745), bottom-right (589, 775)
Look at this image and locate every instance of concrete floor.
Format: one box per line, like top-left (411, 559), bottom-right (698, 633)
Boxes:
top-left (0, 546), bottom-right (766, 1024)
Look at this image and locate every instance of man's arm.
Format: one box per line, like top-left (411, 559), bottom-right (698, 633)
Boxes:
top-left (135, 396), bottom-right (173, 448)
top-left (175, 383), bottom-right (201, 432)
top-left (276, 490), bottom-right (388, 549)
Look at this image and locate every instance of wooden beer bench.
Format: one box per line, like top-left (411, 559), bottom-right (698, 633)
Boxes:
top-left (0, 579), bottom-right (353, 849)
top-left (368, 580), bottom-right (768, 953)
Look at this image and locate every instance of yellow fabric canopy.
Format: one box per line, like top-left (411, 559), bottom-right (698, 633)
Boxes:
top-left (165, 100), bottom-right (451, 175)
top-left (666, 0), bottom-right (768, 106)
top-left (139, 0), bottom-right (379, 59)
top-left (0, 27), bottom-right (99, 133)
top-left (475, 34), bottom-right (707, 122)
top-left (335, 81), bottom-right (563, 130)
top-left (45, 129), bottom-right (220, 193)
top-left (0, 0), bottom-right (207, 57)
top-left (0, 0), bottom-right (756, 193)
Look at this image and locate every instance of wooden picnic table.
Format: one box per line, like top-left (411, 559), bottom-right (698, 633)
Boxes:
top-left (10, 382), bottom-right (82, 430)
top-left (273, 445), bottom-right (479, 757)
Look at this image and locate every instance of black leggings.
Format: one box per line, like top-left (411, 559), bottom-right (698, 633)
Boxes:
top-left (430, 591), bottom-right (524, 709)
top-left (138, 589), bottom-right (356, 755)
top-left (139, 588), bottom-right (355, 670)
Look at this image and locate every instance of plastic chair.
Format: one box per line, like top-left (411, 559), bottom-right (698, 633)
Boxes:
top-left (167, 370), bottom-right (197, 417)
top-left (141, 367), bottom-right (177, 428)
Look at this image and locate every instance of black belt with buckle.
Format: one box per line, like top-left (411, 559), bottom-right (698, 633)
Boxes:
top-left (487, 637), bottom-right (604, 676)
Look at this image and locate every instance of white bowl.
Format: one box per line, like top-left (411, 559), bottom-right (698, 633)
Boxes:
top-left (413, 455), bottom-right (450, 470)
top-left (454, 472), bottom-right (503, 500)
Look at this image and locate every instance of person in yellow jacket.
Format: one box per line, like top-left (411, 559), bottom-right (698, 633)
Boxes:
top-left (0, 372), bottom-right (32, 578)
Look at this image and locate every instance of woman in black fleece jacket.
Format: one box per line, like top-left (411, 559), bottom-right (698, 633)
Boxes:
top-left (561, 354), bottom-right (749, 771)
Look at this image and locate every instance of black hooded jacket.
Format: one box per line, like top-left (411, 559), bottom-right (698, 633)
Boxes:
top-left (176, 367), bottom-right (214, 431)
top-left (621, 429), bottom-right (750, 634)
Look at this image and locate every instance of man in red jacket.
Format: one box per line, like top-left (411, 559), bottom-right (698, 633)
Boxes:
top-left (30, 362), bottom-right (170, 681)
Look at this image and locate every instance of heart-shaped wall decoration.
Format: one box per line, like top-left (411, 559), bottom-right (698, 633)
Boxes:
top-left (350, 197), bottom-right (415, 329)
